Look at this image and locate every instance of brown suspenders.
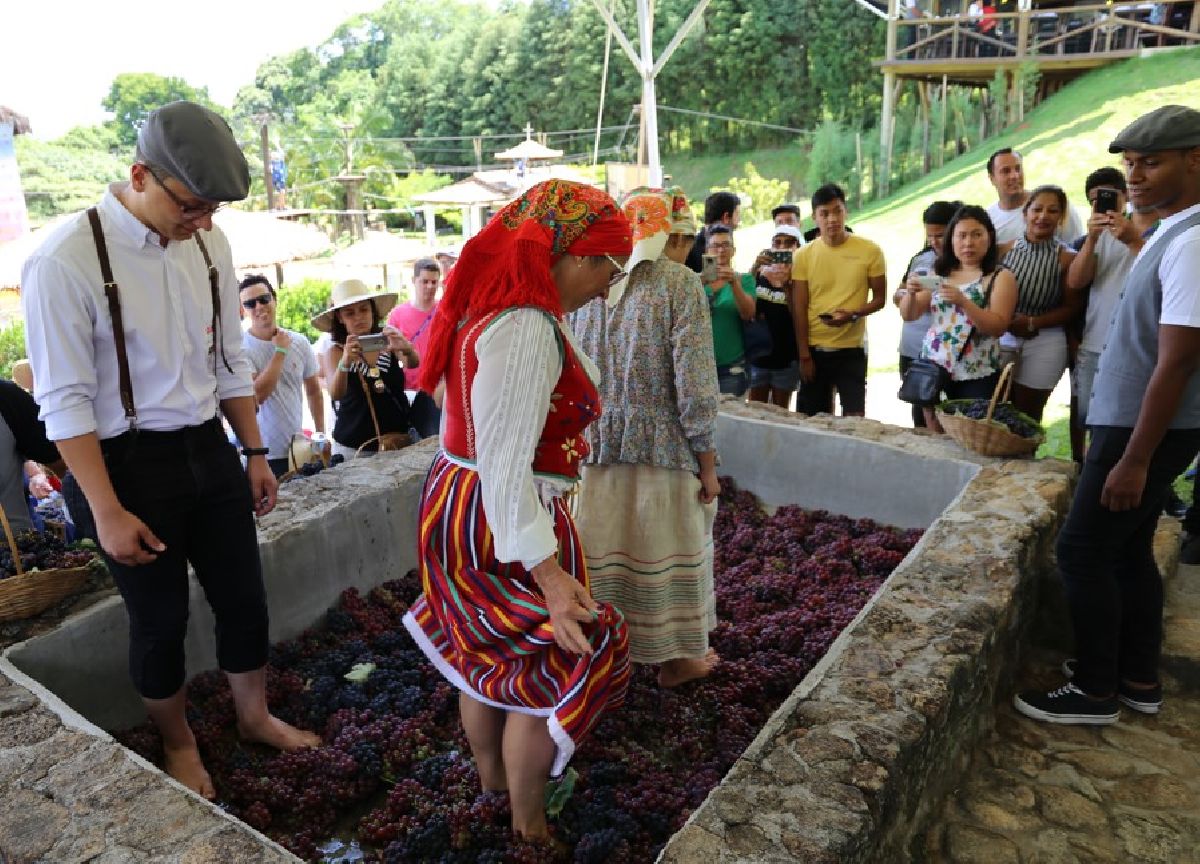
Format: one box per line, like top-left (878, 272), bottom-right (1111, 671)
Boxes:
top-left (84, 207), bottom-right (234, 432)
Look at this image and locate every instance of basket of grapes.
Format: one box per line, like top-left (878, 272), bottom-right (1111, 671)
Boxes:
top-left (0, 505), bottom-right (98, 622)
top-left (936, 363), bottom-right (1043, 458)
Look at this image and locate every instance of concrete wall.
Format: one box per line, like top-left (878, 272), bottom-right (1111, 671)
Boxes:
top-left (4, 441), bottom-right (437, 730)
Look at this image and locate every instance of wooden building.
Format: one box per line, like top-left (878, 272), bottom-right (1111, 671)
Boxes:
top-left (874, 0), bottom-right (1199, 190)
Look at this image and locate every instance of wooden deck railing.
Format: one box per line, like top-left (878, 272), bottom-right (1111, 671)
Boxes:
top-left (889, 2), bottom-right (1199, 62)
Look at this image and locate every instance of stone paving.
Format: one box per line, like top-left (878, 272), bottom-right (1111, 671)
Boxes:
top-left (925, 534), bottom-right (1200, 864)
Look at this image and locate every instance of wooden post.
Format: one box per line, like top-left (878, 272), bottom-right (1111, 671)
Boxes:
top-left (855, 132), bottom-right (864, 207)
top-left (274, 262), bottom-right (284, 289)
top-left (259, 121), bottom-right (275, 211)
top-left (886, 0), bottom-right (899, 60)
top-left (920, 82), bottom-right (932, 175)
top-left (937, 75), bottom-right (950, 169)
top-left (879, 69), bottom-right (898, 197)
top-left (1016, 6), bottom-right (1030, 57)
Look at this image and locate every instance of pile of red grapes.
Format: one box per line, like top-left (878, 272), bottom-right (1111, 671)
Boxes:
top-left (0, 530), bottom-right (94, 579)
top-left (113, 479), bottom-right (920, 862)
top-left (940, 399), bottom-right (1042, 439)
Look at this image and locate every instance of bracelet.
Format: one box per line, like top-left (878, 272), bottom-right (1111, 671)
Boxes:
top-left (274, 346), bottom-right (289, 356)
top-left (336, 360), bottom-right (350, 373)
top-left (240, 446), bottom-right (269, 458)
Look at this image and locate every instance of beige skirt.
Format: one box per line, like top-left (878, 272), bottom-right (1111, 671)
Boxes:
top-left (575, 463), bottom-right (717, 664)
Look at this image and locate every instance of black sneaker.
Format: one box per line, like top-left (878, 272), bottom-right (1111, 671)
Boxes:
top-left (1013, 682), bottom-right (1119, 725)
top-left (1164, 491), bottom-right (1189, 519)
top-left (1061, 659), bottom-right (1162, 714)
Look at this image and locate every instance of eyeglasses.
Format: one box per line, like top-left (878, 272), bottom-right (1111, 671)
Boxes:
top-left (142, 164), bottom-right (224, 220)
top-left (605, 254), bottom-right (628, 287)
top-left (241, 293), bottom-right (273, 309)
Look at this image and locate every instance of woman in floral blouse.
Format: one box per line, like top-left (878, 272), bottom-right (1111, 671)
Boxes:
top-left (572, 187), bottom-right (722, 688)
top-left (899, 204), bottom-right (1018, 431)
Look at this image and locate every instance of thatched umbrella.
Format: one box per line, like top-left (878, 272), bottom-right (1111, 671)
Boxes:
top-left (0, 210), bottom-right (331, 291)
top-left (330, 230), bottom-right (430, 290)
top-left (0, 106), bottom-right (32, 135)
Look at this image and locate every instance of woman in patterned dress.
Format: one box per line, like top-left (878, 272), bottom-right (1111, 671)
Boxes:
top-left (899, 205), bottom-right (1019, 432)
top-left (572, 187), bottom-right (722, 688)
top-left (403, 180), bottom-right (633, 839)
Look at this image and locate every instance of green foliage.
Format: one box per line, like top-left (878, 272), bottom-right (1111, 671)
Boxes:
top-left (0, 321), bottom-right (26, 379)
top-left (15, 136), bottom-right (127, 224)
top-left (275, 278), bottom-right (332, 343)
top-left (102, 73), bottom-right (215, 147)
top-left (727, 163), bottom-right (790, 224)
top-left (804, 119), bottom-right (857, 201)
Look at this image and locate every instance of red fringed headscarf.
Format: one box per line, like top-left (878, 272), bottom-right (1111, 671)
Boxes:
top-left (419, 179), bottom-right (633, 394)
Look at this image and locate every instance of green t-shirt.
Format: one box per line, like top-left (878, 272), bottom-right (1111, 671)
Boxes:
top-left (707, 273), bottom-right (755, 366)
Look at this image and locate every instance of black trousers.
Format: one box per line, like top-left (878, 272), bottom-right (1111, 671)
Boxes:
top-left (797, 347), bottom-right (867, 416)
top-left (101, 419), bottom-right (269, 699)
top-left (1058, 425), bottom-right (1200, 696)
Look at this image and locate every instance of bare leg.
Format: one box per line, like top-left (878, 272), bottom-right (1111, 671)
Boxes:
top-left (769, 388), bottom-right (793, 408)
top-left (658, 648), bottom-right (720, 688)
top-left (923, 406), bottom-right (944, 434)
top-left (460, 693), bottom-right (508, 791)
top-left (226, 667), bottom-right (321, 750)
top-left (502, 712), bottom-right (556, 838)
top-left (1010, 383), bottom-right (1052, 423)
top-left (143, 689), bottom-right (215, 800)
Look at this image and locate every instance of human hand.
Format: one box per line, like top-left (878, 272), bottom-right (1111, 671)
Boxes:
top-left (798, 355), bottom-right (816, 383)
top-left (1110, 216), bottom-right (1140, 246)
top-left (752, 251), bottom-right (771, 274)
top-left (1086, 210), bottom-right (1114, 239)
top-left (531, 559), bottom-right (598, 655)
top-left (271, 329), bottom-right (291, 351)
top-left (827, 309), bottom-right (857, 326)
top-left (937, 283), bottom-right (966, 308)
top-left (246, 457), bottom-right (278, 517)
top-left (382, 325), bottom-right (413, 356)
top-left (344, 334), bottom-right (362, 363)
top-left (96, 508), bottom-right (166, 566)
top-left (716, 265), bottom-right (737, 285)
top-left (1100, 456), bottom-right (1148, 511)
top-left (697, 466), bottom-right (720, 504)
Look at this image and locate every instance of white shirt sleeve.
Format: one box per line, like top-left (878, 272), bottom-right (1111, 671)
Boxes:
top-left (471, 309), bottom-right (562, 570)
top-left (209, 230), bottom-right (255, 401)
top-left (296, 332), bottom-right (319, 378)
top-left (20, 254), bottom-right (101, 440)
top-left (1160, 226), bottom-right (1200, 328)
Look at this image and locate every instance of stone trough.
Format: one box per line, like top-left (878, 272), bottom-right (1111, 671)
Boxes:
top-left (0, 400), bottom-right (1075, 862)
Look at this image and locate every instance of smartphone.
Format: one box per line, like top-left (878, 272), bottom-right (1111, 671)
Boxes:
top-left (767, 250), bottom-right (793, 266)
top-left (915, 274), bottom-right (944, 292)
top-left (357, 333), bottom-right (388, 352)
top-left (700, 254), bottom-right (718, 283)
top-left (1093, 188), bottom-right (1119, 214)
top-left (818, 312), bottom-right (836, 323)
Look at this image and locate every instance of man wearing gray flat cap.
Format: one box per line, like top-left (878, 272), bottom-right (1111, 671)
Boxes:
top-left (1016, 104), bottom-right (1200, 727)
top-left (21, 100), bottom-right (320, 799)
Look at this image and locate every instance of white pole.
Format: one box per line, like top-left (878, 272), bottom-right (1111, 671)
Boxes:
top-left (424, 204), bottom-right (437, 250)
top-left (637, 0), bottom-right (663, 186)
top-left (593, 0), bottom-right (614, 167)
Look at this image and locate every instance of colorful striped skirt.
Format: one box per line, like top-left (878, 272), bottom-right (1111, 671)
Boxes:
top-left (403, 452), bottom-right (631, 776)
top-left (575, 463), bottom-right (718, 665)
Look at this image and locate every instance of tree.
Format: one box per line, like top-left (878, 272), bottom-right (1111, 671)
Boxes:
top-left (102, 72), bottom-right (215, 147)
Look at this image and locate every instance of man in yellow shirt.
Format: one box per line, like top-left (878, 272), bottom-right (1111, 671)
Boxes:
top-left (791, 183), bottom-right (887, 416)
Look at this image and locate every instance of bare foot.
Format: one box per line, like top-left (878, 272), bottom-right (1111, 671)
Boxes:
top-left (657, 649), bottom-right (720, 688)
top-left (237, 714), bottom-right (322, 751)
top-left (163, 744), bottom-right (216, 800)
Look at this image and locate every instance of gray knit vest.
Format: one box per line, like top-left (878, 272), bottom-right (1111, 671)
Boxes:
top-left (1088, 209), bottom-right (1200, 429)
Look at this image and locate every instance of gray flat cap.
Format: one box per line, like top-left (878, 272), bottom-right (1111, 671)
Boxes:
top-left (137, 101), bottom-right (250, 201)
top-left (1109, 104), bottom-right (1200, 154)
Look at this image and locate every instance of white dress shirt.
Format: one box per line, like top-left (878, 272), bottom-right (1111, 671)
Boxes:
top-left (442, 308), bottom-right (600, 571)
top-left (21, 184), bottom-right (254, 441)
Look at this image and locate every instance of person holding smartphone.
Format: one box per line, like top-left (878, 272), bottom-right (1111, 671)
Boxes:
top-left (315, 279), bottom-right (417, 458)
top-left (702, 225), bottom-right (756, 396)
top-left (748, 225), bottom-right (804, 407)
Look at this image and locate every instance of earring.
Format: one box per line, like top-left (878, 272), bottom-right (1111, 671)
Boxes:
top-left (576, 256), bottom-right (584, 268)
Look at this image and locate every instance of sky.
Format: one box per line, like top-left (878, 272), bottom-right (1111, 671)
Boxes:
top-left (2, 0), bottom-right (386, 140)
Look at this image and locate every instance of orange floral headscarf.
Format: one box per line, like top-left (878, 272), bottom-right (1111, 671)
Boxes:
top-left (419, 179), bottom-right (632, 393)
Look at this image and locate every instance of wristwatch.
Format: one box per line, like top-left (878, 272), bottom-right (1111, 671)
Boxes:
top-left (241, 447), bottom-right (270, 458)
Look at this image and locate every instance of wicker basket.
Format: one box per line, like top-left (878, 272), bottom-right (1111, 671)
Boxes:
top-left (0, 503), bottom-right (96, 623)
top-left (936, 363), bottom-right (1044, 458)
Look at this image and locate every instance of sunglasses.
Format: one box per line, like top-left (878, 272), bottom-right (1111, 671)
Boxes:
top-left (143, 164), bottom-right (224, 220)
top-left (242, 293), bottom-right (273, 309)
top-left (604, 254), bottom-right (628, 287)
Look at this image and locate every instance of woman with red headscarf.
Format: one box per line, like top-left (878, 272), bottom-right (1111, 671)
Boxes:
top-left (403, 180), bottom-right (633, 839)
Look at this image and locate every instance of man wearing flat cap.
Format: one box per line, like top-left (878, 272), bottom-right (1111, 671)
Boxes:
top-left (21, 100), bottom-right (320, 798)
top-left (1015, 104), bottom-right (1200, 727)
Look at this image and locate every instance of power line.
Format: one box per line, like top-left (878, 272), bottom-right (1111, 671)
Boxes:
top-left (656, 105), bottom-right (811, 135)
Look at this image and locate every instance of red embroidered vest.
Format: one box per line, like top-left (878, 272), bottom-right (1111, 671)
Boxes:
top-left (443, 308), bottom-right (601, 482)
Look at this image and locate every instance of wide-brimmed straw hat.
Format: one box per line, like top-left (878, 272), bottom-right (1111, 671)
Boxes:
top-left (311, 279), bottom-right (399, 332)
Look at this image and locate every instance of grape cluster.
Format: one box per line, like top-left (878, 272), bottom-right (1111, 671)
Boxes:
top-left (941, 399), bottom-right (1042, 439)
top-left (282, 454), bottom-right (347, 485)
top-left (0, 530), bottom-right (94, 579)
top-left (111, 478), bottom-right (919, 863)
